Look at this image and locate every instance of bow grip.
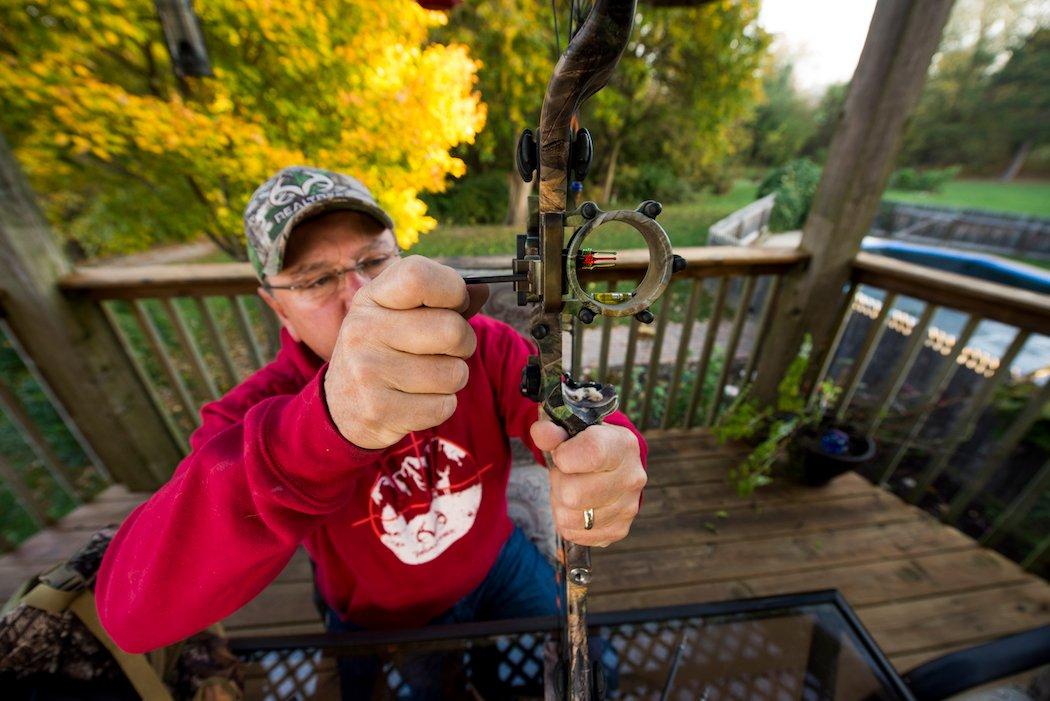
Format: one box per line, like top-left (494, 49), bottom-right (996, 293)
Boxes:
top-left (542, 378), bottom-right (619, 438)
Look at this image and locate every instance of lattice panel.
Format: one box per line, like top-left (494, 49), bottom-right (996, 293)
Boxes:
top-left (237, 611), bottom-right (874, 699)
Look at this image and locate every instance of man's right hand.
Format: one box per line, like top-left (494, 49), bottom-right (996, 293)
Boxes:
top-left (324, 256), bottom-right (488, 450)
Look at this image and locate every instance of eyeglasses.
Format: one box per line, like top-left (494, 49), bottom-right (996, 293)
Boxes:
top-left (266, 250), bottom-right (399, 303)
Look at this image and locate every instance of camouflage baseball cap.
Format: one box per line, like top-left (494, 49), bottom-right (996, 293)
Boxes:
top-left (244, 166), bottom-right (395, 279)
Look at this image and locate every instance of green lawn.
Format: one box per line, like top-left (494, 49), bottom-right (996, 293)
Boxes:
top-left (409, 179), bottom-right (759, 258)
top-left (884, 179), bottom-right (1050, 218)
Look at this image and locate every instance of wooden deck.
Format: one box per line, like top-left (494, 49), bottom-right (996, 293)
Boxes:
top-left (2, 430), bottom-right (1047, 676)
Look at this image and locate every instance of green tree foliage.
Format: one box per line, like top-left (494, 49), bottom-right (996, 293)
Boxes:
top-left (0, 0), bottom-right (486, 258)
top-left (582, 0), bottom-right (768, 200)
top-left (746, 60), bottom-right (817, 167)
top-left (425, 0), bottom-right (768, 221)
top-left (424, 0), bottom-right (554, 225)
top-left (801, 82), bottom-right (847, 162)
top-left (898, 0), bottom-right (1048, 175)
top-left (986, 28), bottom-right (1050, 179)
top-left (756, 158), bottom-right (821, 231)
top-left (431, 0), bottom-right (553, 172)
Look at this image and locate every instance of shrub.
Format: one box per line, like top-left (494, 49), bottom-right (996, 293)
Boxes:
top-left (757, 158), bottom-right (823, 231)
top-left (421, 172), bottom-right (509, 226)
top-left (888, 166), bottom-right (960, 192)
top-left (612, 163), bottom-right (691, 206)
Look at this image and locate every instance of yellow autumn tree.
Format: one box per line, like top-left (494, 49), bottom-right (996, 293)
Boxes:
top-left (0, 0), bottom-right (486, 257)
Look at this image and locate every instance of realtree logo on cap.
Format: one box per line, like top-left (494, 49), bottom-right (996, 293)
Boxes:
top-left (244, 166), bottom-right (394, 279)
top-left (267, 172), bottom-right (336, 226)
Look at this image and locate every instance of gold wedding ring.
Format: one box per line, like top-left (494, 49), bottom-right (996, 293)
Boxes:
top-left (583, 508), bottom-right (595, 530)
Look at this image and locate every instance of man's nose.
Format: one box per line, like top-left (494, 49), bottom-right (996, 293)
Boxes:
top-left (336, 268), bottom-right (368, 310)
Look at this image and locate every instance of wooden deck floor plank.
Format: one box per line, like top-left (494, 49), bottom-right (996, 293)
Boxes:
top-left (590, 516), bottom-right (974, 597)
top-left (589, 544), bottom-right (1027, 613)
top-left (643, 453), bottom-right (744, 488)
top-left (612, 490), bottom-right (917, 554)
top-left (224, 580), bottom-right (321, 633)
top-left (54, 497), bottom-right (148, 530)
top-left (639, 472), bottom-right (879, 519)
top-left (744, 548), bottom-right (1031, 607)
top-left (89, 485), bottom-right (141, 502)
top-left (644, 430), bottom-right (725, 455)
top-left (855, 581), bottom-right (1050, 657)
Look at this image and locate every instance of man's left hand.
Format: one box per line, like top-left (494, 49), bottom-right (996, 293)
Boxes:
top-left (530, 416), bottom-right (646, 547)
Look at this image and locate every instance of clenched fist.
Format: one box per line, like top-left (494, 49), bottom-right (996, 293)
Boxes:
top-left (530, 416), bottom-right (647, 547)
top-left (324, 256), bottom-right (488, 449)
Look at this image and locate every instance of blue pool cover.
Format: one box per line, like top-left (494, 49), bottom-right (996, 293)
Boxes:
top-left (862, 239), bottom-right (1050, 295)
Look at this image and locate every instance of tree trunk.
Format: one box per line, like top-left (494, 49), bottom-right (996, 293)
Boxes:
top-left (999, 139), bottom-right (1033, 182)
top-left (751, 0), bottom-right (956, 405)
top-left (600, 137), bottom-right (623, 205)
top-left (504, 172), bottom-right (533, 227)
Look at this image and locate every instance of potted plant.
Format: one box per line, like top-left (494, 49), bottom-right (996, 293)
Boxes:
top-left (714, 335), bottom-right (876, 496)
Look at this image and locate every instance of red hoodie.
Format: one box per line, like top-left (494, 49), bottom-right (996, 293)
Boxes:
top-left (96, 314), bottom-right (646, 653)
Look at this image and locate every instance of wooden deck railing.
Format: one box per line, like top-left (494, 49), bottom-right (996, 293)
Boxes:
top-left (57, 246), bottom-right (808, 446)
top-left (60, 264), bottom-right (281, 454)
top-left (817, 251), bottom-right (1050, 573)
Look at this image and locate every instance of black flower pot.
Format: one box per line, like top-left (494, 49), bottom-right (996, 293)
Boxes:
top-left (793, 427), bottom-right (876, 487)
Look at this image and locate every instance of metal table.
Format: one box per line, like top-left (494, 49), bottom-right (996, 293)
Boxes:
top-left (231, 589), bottom-right (914, 700)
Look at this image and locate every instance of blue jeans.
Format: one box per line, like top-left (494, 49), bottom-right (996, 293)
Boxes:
top-left (324, 527), bottom-right (559, 699)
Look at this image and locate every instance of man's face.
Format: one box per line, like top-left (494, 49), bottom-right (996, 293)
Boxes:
top-left (259, 210), bottom-right (398, 361)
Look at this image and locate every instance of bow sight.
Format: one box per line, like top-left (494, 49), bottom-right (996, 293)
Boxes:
top-left (513, 196), bottom-right (683, 419)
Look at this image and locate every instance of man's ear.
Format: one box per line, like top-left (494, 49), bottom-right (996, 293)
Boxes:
top-left (257, 287), bottom-right (301, 343)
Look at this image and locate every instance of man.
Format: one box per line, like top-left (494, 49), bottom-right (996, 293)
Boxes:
top-left (96, 166), bottom-right (648, 696)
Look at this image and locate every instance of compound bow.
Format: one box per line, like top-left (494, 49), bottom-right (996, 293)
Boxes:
top-left (504, 2), bottom-right (682, 697)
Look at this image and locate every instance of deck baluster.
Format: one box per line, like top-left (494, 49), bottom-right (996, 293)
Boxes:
top-left (835, 292), bottom-right (898, 422)
top-left (863, 303), bottom-right (936, 438)
top-left (0, 318), bottom-right (109, 482)
top-left (740, 275), bottom-right (782, 387)
top-left (194, 297), bottom-right (240, 387)
top-left (705, 276), bottom-right (756, 426)
top-left (908, 328), bottom-right (1030, 503)
top-left (876, 315), bottom-right (981, 487)
top-left (596, 281), bottom-right (615, 384)
top-left (686, 277), bottom-right (728, 428)
top-left (809, 284), bottom-right (858, 405)
top-left (256, 296), bottom-right (282, 359)
top-left (161, 298), bottom-right (220, 402)
top-left (1022, 534), bottom-right (1050, 572)
top-left (0, 451), bottom-right (50, 528)
top-left (661, 278), bottom-right (704, 430)
top-left (619, 318), bottom-right (642, 417)
top-left (101, 303), bottom-right (190, 457)
top-left (130, 299), bottom-right (200, 429)
top-left (946, 377), bottom-right (1050, 524)
top-left (639, 293), bottom-right (672, 429)
top-left (0, 375), bottom-right (81, 502)
top-left (229, 295), bottom-right (266, 370)
top-left (982, 457), bottom-right (1050, 548)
